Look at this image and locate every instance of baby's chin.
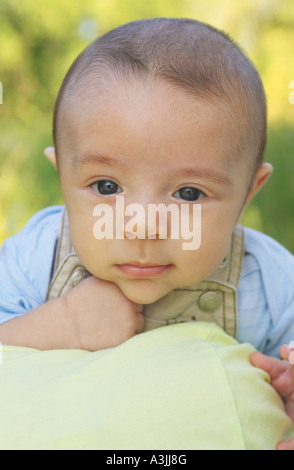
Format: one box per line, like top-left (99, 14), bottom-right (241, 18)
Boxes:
top-left (118, 280), bottom-right (171, 305)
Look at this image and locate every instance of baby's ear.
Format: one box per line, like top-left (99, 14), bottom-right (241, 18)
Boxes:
top-left (44, 147), bottom-right (57, 168)
top-left (246, 162), bottom-right (273, 204)
top-left (236, 163), bottom-right (273, 225)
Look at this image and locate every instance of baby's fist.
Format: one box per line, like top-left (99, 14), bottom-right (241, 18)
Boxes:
top-left (65, 276), bottom-right (144, 351)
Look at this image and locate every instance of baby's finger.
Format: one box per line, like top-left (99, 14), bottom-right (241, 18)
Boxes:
top-left (281, 341), bottom-right (294, 364)
top-left (280, 344), bottom-right (290, 361)
top-left (277, 436), bottom-right (294, 450)
top-left (136, 314), bottom-right (145, 334)
top-left (250, 351), bottom-right (287, 381)
top-left (134, 303), bottom-right (144, 314)
top-left (134, 305), bottom-right (145, 334)
top-left (289, 341), bottom-right (294, 364)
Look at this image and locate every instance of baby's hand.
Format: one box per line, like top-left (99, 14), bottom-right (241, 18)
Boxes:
top-left (65, 276), bottom-right (144, 351)
top-left (250, 344), bottom-right (294, 450)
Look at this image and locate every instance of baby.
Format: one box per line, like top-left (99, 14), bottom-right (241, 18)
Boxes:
top-left (1, 18), bottom-right (294, 449)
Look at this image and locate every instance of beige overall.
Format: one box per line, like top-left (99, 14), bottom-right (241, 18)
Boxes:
top-left (47, 209), bottom-right (244, 338)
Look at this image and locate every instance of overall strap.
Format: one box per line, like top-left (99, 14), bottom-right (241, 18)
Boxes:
top-left (46, 209), bottom-right (90, 301)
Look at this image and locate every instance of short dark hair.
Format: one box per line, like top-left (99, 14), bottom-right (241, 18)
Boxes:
top-left (53, 18), bottom-right (267, 171)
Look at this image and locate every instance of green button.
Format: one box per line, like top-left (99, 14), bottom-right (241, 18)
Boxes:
top-left (198, 291), bottom-right (222, 313)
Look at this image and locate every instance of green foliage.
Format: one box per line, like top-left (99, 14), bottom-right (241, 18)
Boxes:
top-left (0, 0), bottom-right (294, 252)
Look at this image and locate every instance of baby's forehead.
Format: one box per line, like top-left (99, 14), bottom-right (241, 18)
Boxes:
top-left (54, 18), bottom-right (266, 174)
top-left (64, 78), bottom-right (243, 181)
top-left (63, 71), bottom-right (236, 132)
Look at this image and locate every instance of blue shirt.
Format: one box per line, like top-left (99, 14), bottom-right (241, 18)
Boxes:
top-left (0, 205), bottom-right (294, 357)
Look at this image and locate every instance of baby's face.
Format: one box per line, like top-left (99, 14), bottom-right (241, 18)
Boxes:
top-left (56, 79), bottom-right (263, 304)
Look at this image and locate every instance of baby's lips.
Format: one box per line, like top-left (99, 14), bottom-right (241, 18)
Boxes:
top-left (288, 340), bottom-right (294, 364)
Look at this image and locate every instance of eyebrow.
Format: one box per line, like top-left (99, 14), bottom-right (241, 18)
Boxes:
top-left (73, 153), bottom-right (127, 168)
top-left (174, 167), bottom-right (233, 186)
top-left (73, 153), bottom-right (233, 186)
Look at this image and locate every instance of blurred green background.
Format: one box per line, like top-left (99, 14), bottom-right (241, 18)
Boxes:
top-left (0, 0), bottom-right (294, 251)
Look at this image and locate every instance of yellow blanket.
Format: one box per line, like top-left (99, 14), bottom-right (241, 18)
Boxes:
top-left (0, 322), bottom-right (293, 450)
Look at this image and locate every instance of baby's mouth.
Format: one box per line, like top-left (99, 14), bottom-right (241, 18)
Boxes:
top-left (115, 262), bottom-right (173, 278)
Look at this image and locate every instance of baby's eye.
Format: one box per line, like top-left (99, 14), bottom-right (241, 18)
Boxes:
top-left (91, 179), bottom-right (122, 196)
top-left (173, 186), bottom-right (206, 202)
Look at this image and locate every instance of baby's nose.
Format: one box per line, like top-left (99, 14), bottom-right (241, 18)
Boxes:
top-left (123, 203), bottom-right (170, 240)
